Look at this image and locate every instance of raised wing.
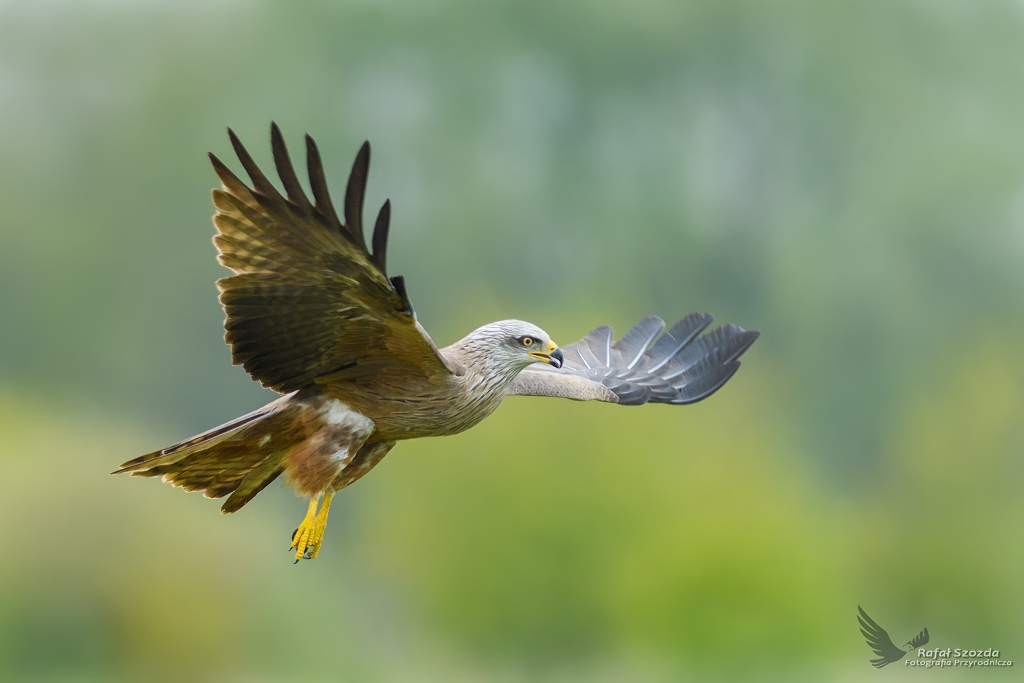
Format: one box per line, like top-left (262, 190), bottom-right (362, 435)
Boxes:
top-left (210, 124), bottom-right (454, 393)
top-left (508, 313), bottom-right (758, 405)
top-left (858, 606), bottom-right (907, 668)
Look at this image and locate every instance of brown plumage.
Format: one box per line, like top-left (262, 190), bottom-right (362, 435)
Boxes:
top-left (114, 124), bottom-right (759, 561)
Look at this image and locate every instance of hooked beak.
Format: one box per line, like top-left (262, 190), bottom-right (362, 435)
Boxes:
top-left (529, 341), bottom-right (564, 369)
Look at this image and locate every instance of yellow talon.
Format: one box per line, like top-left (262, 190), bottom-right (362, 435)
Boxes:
top-left (289, 494), bottom-right (333, 562)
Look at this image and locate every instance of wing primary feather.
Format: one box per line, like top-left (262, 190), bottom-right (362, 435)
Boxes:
top-left (580, 326), bottom-right (613, 366)
top-left (269, 122), bottom-right (312, 211)
top-left (227, 128), bottom-right (284, 204)
top-left (371, 199), bottom-right (391, 274)
top-left (304, 134), bottom-right (346, 236)
top-left (208, 153), bottom-right (253, 201)
top-left (724, 329), bottom-right (760, 364)
top-left (646, 313), bottom-right (714, 372)
top-left (573, 338), bottom-right (602, 369)
top-left (670, 361), bottom-right (740, 404)
top-left (390, 275), bottom-right (414, 317)
top-left (574, 343), bottom-right (593, 369)
top-left (617, 317), bottom-right (665, 369)
top-left (343, 141), bottom-right (370, 251)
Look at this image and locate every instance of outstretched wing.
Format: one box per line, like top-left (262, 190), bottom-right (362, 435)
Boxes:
top-left (210, 124), bottom-right (454, 393)
top-left (507, 314), bottom-right (758, 405)
top-left (908, 627), bottom-right (929, 649)
top-left (858, 606), bottom-right (907, 668)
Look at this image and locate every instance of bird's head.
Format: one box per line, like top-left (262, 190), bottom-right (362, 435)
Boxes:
top-left (455, 320), bottom-right (563, 373)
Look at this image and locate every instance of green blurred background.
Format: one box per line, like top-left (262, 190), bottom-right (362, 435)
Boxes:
top-left (2, 0), bottom-right (1023, 680)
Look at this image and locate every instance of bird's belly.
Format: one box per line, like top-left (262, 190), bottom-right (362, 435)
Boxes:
top-left (359, 388), bottom-right (505, 441)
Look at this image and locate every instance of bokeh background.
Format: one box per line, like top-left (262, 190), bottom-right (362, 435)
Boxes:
top-left (2, 0), bottom-right (1024, 681)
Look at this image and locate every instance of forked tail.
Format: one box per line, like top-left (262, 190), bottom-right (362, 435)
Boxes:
top-left (114, 392), bottom-right (302, 513)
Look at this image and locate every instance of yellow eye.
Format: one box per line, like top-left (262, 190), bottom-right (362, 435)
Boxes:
top-left (522, 337), bottom-right (534, 347)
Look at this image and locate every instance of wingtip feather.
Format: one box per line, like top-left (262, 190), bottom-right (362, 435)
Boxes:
top-left (304, 133), bottom-right (347, 236)
top-left (372, 199), bottom-right (391, 274)
top-left (343, 141), bottom-right (371, 250)
top-left (269, 122), bottom-right (312, 210)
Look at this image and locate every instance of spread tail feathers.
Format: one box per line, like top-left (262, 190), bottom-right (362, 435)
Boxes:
top-left (113, 393), bottom-right (301, 513)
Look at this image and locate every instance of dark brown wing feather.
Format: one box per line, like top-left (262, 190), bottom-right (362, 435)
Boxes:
top-left (210, 124), bottom-right (452, 393)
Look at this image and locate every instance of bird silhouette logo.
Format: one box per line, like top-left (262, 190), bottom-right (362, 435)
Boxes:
top-left (858, 606), bottom-right (930, 668)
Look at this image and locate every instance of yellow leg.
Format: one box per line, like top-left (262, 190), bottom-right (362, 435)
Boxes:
top-left (289, 493), bottom-right (333, 563)
top-left (307, 493), bottom-right (332, 560)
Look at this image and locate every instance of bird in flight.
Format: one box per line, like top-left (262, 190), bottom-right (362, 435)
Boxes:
top-left (114, 124), bottom-right (759, 562)
top-left (858, 606), bottom-right (930, 668)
